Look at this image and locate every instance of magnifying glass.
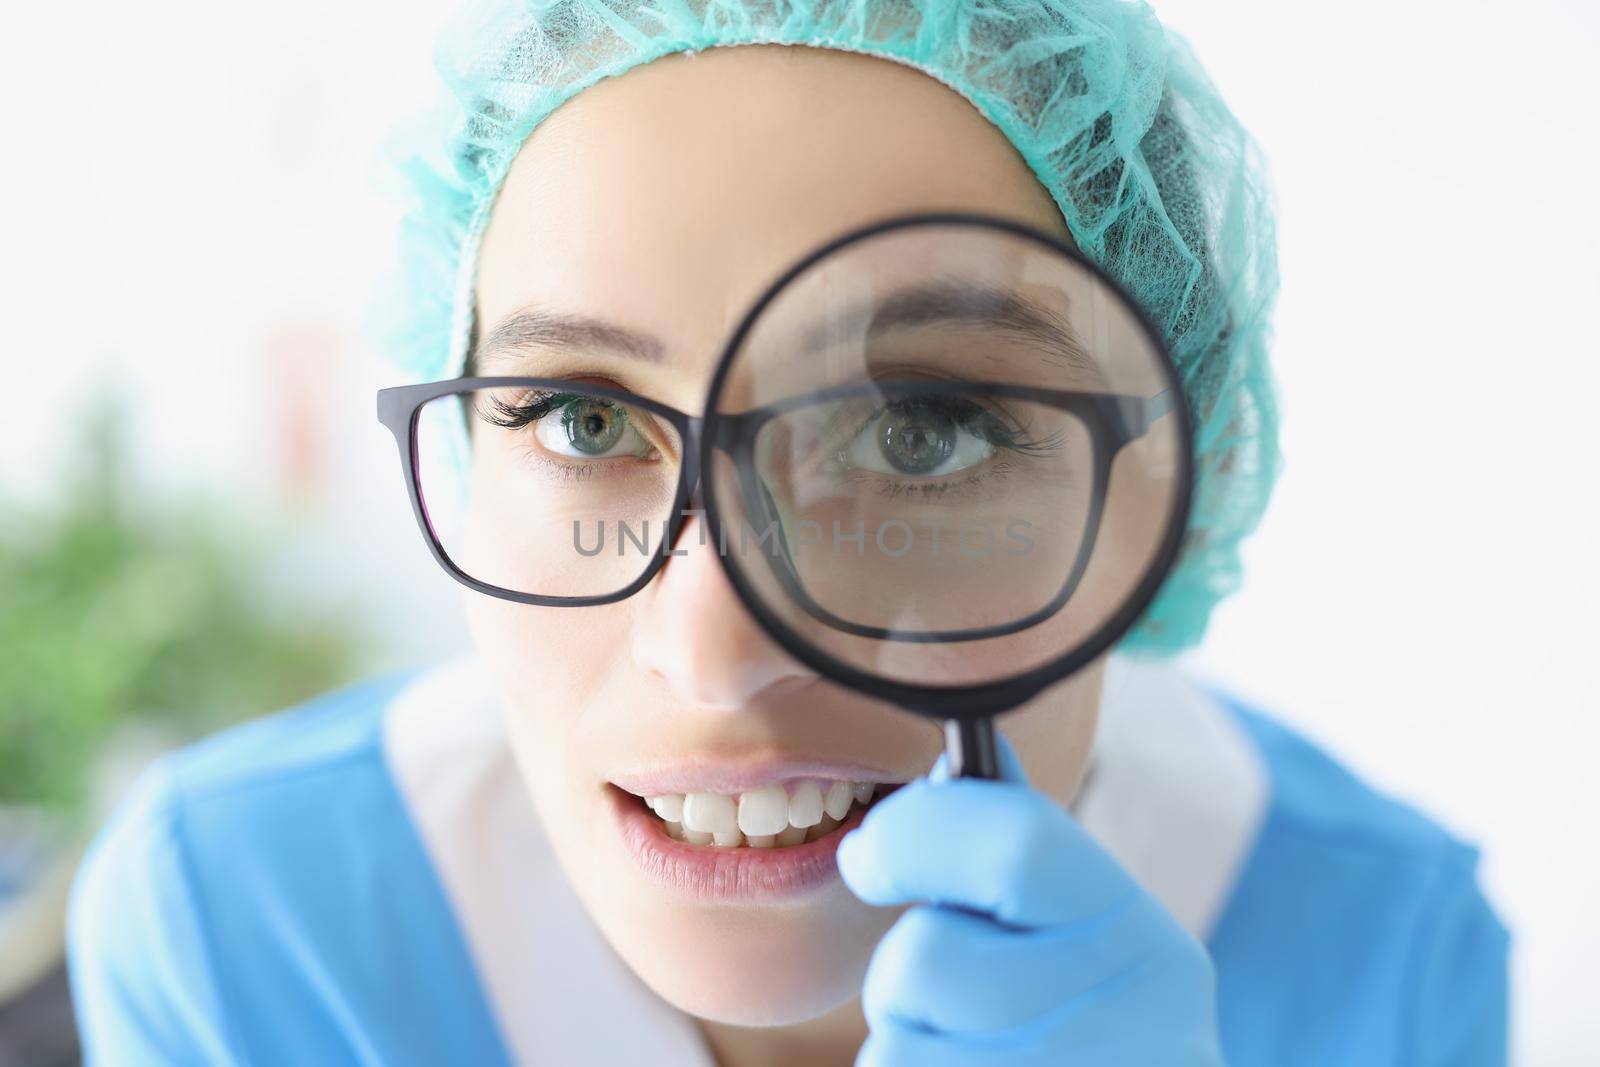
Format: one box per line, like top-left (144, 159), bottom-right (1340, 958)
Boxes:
top-left (697, 212), bottom-right (1192, 779)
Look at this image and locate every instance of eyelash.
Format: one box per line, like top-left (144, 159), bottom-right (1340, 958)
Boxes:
top-left (843, 460), bottom-right (1024, 502)
top-left (476, 389), bottom-right (659, 479)
top-left (902, 395), bottom-right (1061, 456)
top-left (482, 390), bottom-right (583, 430)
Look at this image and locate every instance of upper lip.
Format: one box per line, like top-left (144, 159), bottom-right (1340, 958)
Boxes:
top-left (607, 753), bottom-right (913, 797)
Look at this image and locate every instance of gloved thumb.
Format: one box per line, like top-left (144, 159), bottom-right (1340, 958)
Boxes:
top-left (926, 727), bottom-right (1029, 785)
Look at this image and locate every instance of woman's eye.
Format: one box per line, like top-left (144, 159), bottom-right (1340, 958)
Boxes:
top-left (535, 398), bottom-right (652, 460)
top-left (841, 400), bottom-right (998, 477)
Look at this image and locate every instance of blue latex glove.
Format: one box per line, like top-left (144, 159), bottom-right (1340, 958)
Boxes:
top-left (836, 734), bottom-right (1225, 1066)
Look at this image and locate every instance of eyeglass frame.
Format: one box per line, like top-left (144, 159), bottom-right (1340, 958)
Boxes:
top-left (376, 374), bottom-right (1168, 618)
top-left (375, 210), bottom-right (1195, 720)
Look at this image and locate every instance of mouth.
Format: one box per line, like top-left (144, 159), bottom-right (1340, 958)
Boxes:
top-left (605, 772), bottom-right (905, 901)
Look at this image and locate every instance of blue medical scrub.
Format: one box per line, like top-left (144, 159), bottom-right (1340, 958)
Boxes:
top-left (65, 667), bottom-right (1509, 1065)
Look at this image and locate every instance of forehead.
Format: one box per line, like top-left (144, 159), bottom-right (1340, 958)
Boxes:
top-left (473, 44), bottom-right (1069, 402)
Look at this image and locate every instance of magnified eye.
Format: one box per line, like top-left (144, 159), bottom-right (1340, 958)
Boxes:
top-left (843, 398), bottom-right (998, 476)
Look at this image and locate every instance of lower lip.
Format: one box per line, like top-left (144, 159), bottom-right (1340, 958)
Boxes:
top-left (607, 784), bottom-right (869, 902)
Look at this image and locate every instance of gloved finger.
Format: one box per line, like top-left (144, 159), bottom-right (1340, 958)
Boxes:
top-left (872, 898), bottom-right (1217, 1038)
top-left (861, 1022), bottom-right (1224, 1067)
top-left (837, 775), bottom-right (1135, 928)
top-left (860, 897), bottom-right (1193, 1035)
top-left (926, 729), bottom-right (1029, 785)
top-left (856, 1016), bottom-right (1057, 1067)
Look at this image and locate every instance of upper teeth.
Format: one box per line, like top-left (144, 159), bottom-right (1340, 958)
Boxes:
top-left (644, 779), bottom-right (882, 848)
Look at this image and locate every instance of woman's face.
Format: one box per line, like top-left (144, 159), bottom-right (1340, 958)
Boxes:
top-left (467, 44), bottom-right (1104, 1026)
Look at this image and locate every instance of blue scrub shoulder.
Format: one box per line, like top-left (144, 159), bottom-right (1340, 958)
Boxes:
top-left (65, 671), bottom-right (514, 1067)
top-left (1205, 691), bottom-right (1511, 1067)
top-left (66, 673), bottom-right (1511, 1066)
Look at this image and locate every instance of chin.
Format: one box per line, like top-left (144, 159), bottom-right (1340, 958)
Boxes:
top-left (537, 785), bottom-right (902, 1026)
top-left (586, 876), bottom-right (893, 1025)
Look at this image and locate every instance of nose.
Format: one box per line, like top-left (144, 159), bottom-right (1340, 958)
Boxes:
top-left (632, 512), bottom-right (817, 710)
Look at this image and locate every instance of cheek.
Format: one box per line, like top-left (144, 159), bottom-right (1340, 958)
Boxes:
top-left (997, 667), bottom-right (1102, 804)
top-left (464, 589), bottom-right (634, 790)
top-left (465, 590), bottom-right (615, 682)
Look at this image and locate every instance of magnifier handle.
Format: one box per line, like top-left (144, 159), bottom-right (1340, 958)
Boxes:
top-left (943, 717), bottom-right (1001, 779)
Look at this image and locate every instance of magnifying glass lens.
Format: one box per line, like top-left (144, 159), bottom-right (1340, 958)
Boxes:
top-left (707, 220), bottom-right (1187, 694)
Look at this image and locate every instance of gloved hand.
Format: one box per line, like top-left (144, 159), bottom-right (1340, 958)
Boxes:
top-left (836, 733), bottom-right (1226, 1066)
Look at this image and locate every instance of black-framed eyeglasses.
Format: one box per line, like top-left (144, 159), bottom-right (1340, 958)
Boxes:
top-left (377, 374), bottom-right (1171, 627)
top-left (377, 211), bottom-right (1193, 777)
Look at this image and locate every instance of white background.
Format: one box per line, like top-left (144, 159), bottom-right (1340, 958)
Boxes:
top-left (1, 0), bottom-right (1595, 1061)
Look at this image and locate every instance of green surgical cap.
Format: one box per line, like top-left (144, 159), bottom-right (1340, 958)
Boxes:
top-left (379, 0), bottom-right (1283, 656)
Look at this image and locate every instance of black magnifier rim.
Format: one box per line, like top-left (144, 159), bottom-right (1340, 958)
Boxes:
top-left (697, 210), bottom-right (1195, 720)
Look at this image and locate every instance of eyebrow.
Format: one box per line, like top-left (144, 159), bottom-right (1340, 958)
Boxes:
top-left (476, 308), bottom-right (667, 368)
top-left (474, 278), bottom-right (1094, 375)
top-left (799, 276), bottom-right (1095, 374)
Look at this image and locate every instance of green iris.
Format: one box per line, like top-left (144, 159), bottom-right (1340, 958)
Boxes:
top-left (561, 399), bottom-right (626, 455)
top-left (877, 401), bottom-right (957, 474)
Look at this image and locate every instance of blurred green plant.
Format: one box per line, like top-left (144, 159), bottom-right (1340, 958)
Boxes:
top-left (0, 392), bottom-right (369, 814)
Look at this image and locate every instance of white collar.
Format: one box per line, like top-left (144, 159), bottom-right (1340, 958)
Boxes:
top-left (382, 654), bottom-right (1268, 1066)
top-left (1076, 655), bottom-right (1269, 938)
